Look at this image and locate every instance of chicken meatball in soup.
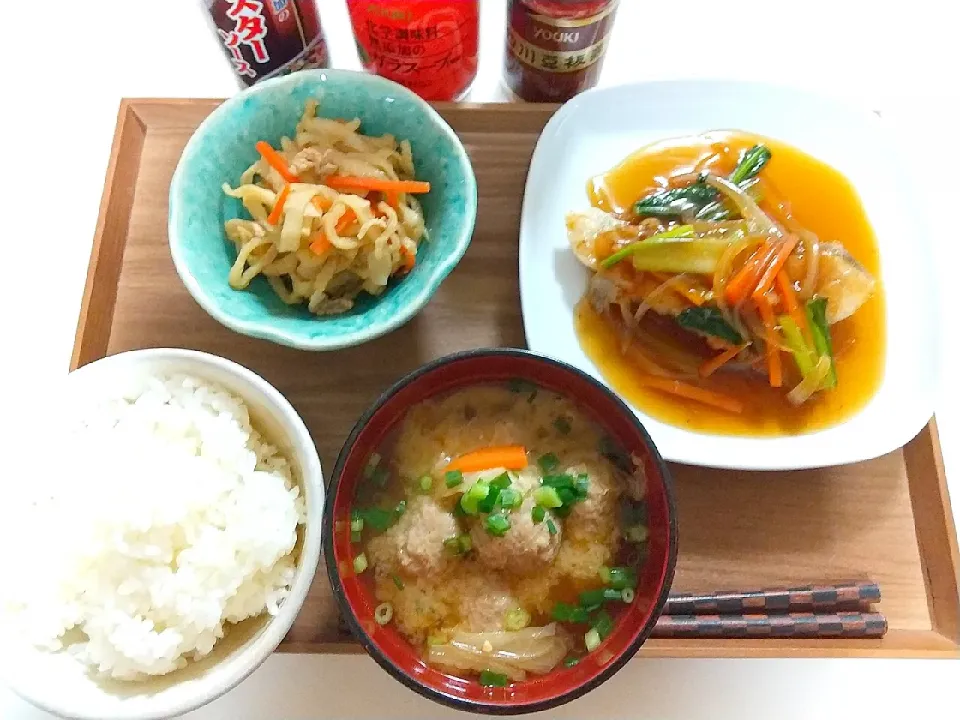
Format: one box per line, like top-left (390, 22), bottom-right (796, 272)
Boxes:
top-left (349, 382), bottom-right (650, 687)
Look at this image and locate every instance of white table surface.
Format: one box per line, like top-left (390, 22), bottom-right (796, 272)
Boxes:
top-left (3, 0), bottom-right (960, 717)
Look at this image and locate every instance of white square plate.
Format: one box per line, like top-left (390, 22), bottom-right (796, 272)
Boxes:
top-left (519, 80), bottom-right (938, 470)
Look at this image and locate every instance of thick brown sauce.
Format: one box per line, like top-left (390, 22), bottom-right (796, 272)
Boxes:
top-left (575, 131), bottom-right (886, 436)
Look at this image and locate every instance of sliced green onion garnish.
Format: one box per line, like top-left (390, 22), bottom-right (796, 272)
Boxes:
top-left (392, 574), bottom-right (404, 590)
top-left (374, 602), bottom-right (393, 626)
top-left (551, 602), bottom-right (573, 622)
top-left (584, 628), bottom-right (601, 652)
top-left (607, 567), bottom-right (637, 590)
top-left (534, 486), bottom-right (562, 509)
top-left (445, 470), bottom-right (463, 488)
top-left (579, 589), bottom-right (607, 607)
top-left (593, 609), bottom-right (614, 640)
top-left (622, 588), bottom-right (635, 603)
top-left (504, 607), bottom-right (531, 631)
top-left (394, 499), bottom-right (406, 518)
top-left (531, 505), bottom-right (546, 523)
top-left (445, 533), bottom-right (473, 555)
top-left (444, 537), bottom-right (462, 554)
top-left (574, 474), bottom-right (590, 499)
top-left (418, 475), bottom-right (433, 492)
top-left (599, 566), bottom-right (611, 584)
top-left (553, 417), bottom-right (572, 435)
top-left (477, 486), bottom-right (502, 514)
top-left (353, 553), bottom-right (368, 574)
top-left (557, 487), bottom-right (577, 505)
top-left (479, 670), bottom-right (508, 687)
top-left (552, 602), bottom-right (587, 623)
top-left (625, 524), bottom-right (649, 543)
top-left (603, 588), bottom-right (623, 601)
top-left (363, 453), bottom-right (381, 480)
top-left (498, 488), bottom-right (522, 509)
top-left (537, 453), bottom-right (560, 472)
top-left (546, 518), bottom-right (558, 536)
top-left (484, 512), bottom-right (511, 537)
top-left (360, 507), bottom-right (394, 532)
top-left (460, 480), bottom-right (490, 515)
top-left (350, 513), bottom-right (364, 533)
top-left (541, 474), bottom-right (574, 489)
top-left (350, 529), bottom-right (362, 543)
top-left (563, 656), bottom-right (580, 668)
top-left (490, 472), bottom-right (512, 490)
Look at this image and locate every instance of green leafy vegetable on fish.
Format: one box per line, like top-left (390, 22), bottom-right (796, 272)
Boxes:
top-left (675, 306), bottom-right (743, 344)
top-left (632, 144), bottom-right (771, 219)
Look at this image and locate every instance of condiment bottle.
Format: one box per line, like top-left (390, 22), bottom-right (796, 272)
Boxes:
top-left (203, 0), bottom-right (329, 87)
top-left (346, 0), bottom-right (480, 101)
top-left (503, 0), bottom-right (619, 102)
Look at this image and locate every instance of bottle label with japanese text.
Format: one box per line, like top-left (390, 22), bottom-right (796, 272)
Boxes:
top-left (347, 1), bottom-right (480, 101)
top-left (507, 0), bottom-right (617, 76)
top-left (206, 0), bottom-right (329, 86)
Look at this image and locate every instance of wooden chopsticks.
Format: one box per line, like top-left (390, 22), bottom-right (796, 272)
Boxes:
top-left (651, 581), bottom-right (886, 639)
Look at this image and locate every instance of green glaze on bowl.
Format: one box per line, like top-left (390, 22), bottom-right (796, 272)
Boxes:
top-left (168, 70), bottom-right (477, 351)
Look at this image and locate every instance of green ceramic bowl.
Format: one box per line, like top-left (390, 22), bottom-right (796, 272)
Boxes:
top-left (168, 70), bottom-right (477, 351)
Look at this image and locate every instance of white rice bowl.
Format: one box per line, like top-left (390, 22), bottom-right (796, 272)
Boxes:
top-left (0, 349), bottom-right (324, 720)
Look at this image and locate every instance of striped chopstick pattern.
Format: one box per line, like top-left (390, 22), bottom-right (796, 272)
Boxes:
top-left (664, 581), bottom-right (881, 615)
top-left (652, 611), bottom-right (888, 639)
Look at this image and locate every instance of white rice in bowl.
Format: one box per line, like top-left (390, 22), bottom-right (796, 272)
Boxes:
top-left (0, 373), bottom-right (306, 680)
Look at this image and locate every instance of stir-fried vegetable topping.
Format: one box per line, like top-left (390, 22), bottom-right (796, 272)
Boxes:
top-left (568, 136), bottom-right (877, 414)
top-left (353, 553), bottom-right (368, 574)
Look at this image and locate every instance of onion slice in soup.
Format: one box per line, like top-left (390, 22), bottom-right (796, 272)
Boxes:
top-left (427, 623), bottom-right (573, 681)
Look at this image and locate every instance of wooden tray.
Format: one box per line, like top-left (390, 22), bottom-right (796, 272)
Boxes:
top-left (72, 99), bottom-right (960, 659)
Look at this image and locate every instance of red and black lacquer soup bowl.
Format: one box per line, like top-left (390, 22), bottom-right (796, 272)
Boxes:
top-left (323, 348), bottom-right (678, 714)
